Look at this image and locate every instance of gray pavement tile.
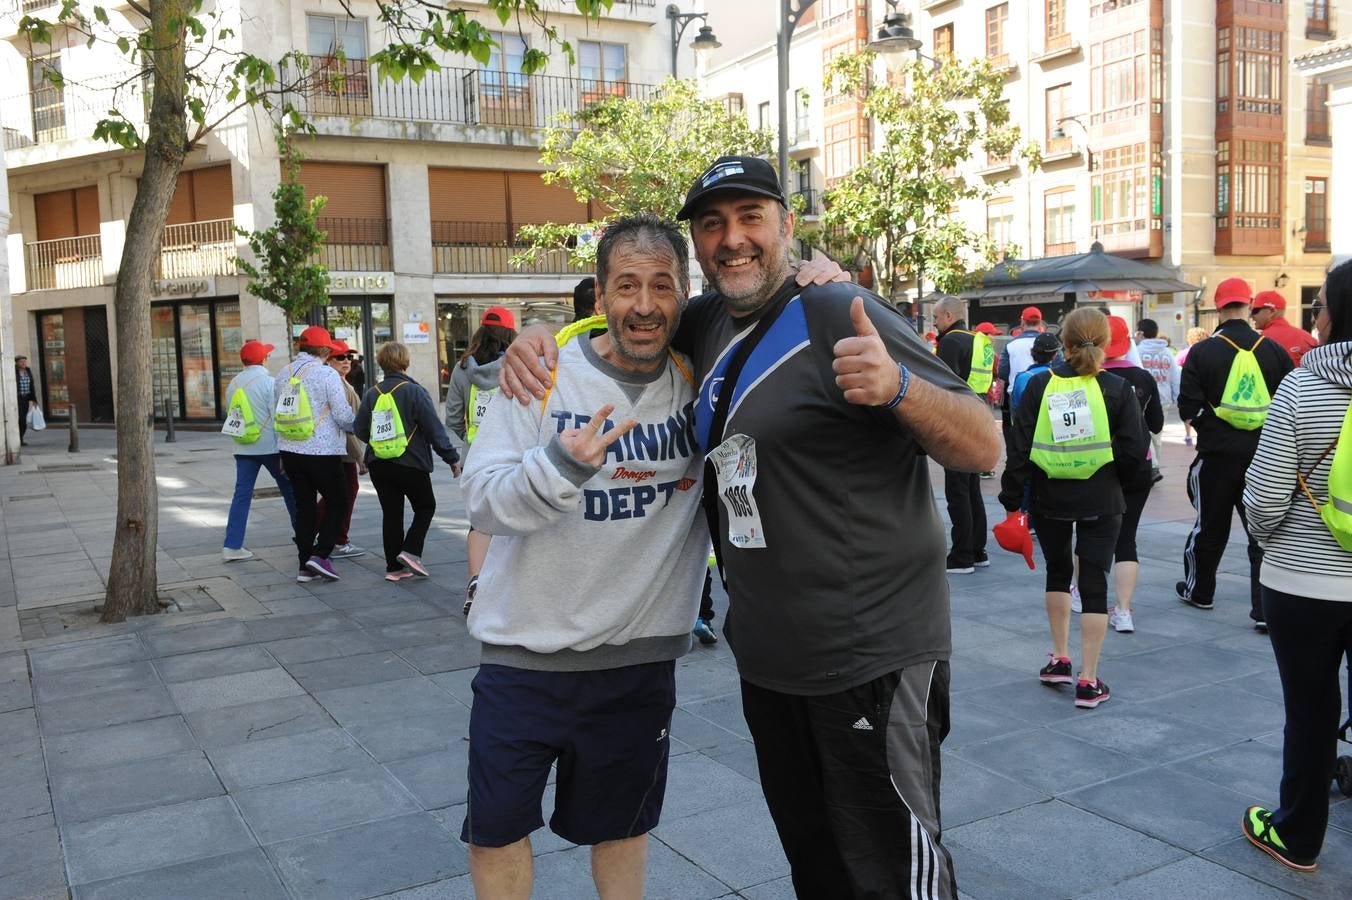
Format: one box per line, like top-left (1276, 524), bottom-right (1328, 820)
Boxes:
top-left (314, 676), bottom-right (462, 728)
top-left (166, 668), bottom-right (306, 714)
top-left (367, 616), bottom-right (466, 649)
top-left (947, 836), bottom-right (1078, 900)
top-left (345, 705), bottom-right (471, 763)
top-left (234, 764), bottom-right (421, 843)
top-left (384, 745), bottom-right (471, 809)
top-left (0, 653), bottom-right (28, 682)
top-left (0, 677), bottom-right (32, 713)
top-left (945, 800), bottom-right (1187, 897)
top-left (653, 799), bottom-right (789, 891)
top-left (1104, 643), bottom-right (1270, 702)
top-left (140, 620), bottom-right (254, 658)
top-left (62, 795), bottom-right (257, 886)
top-left (1063, 767), bottom-right (1264, 852)
top-left (0, 765), bottom-right (53, 820)
top-left (267, 812), bottom-right (468, 900)
top-left (939, 755), bottom-right (1049, 829)
top-left (1224, 670), bottom-right (1287, 704)
top-left (1138, 684), bottom-right (1286, 738)
top-left (1049, 707), bottom-right (1244, 764)
top-left (373, 876), bottom-right (474, 900)
top-left (206, 727), bottom-right (372, 791)
top-left (346, 599), bottom-right (445, 627)
top-left (0, 863), bottom-right (68, 900)
top-left (0, 811), bottom-right (61, 876)
top-left (1077, 855), bottom-right (1297, 899)
top-left (960, 678), bottom-right (1100, 728)
top-left (28, 634), bottom-right (144, 675)
top-left (527, 838), bottom-right (730, 900)
top-left (1168, 739), bottom-right (1286, 802)
top-left (262, 629), bottom-right (384, 665)
top-left (260, 596), bottom-right (333, 617)
top-left (703, 740), bottom-right (762, 784)
top-left (151, 644), bottom-right (278, 684)
top-left (308, 588), bottom-right (387, 612)
top-left (44, 715), bottom-right (197, 772)
top-left (680, 692), bottom-right (751, 741)
top-left (948, 657), bottom-right (1026, 695)
top-left (668, 707), bottom-right (749, 756)
top-left (285, 650), bottom-right (420, 692)
top-left (396, 639), bottom-right (481, 677)
top-left (957, 728), bottom-right (1145, 796)
top-left (186, 694), bottom-right (335, 749)
top-left (427, 667), bottom-right (476, 707)
top-left (673, 655), bottom-right (744, 704)
top-left (71, 848), bottom-right (289, 900)
top-left (37, 684), bottom-right (177, 736)
top-left (243, 612), bottom-right (352, 643)
top-left (33, 660), bottom-right (161, 705)
top-left (0, 707), bottom-right (39, 750)
top-left (737, 877), bottom-right (796, 900)
top-left (1202, 830), bottom-right (1352, 899)
top-left (941, 695), bottom-right (1039, 751)
top-left (660, 751), bottom-right (764, 822)
top-left (50, 749), bottom-right (223, 825)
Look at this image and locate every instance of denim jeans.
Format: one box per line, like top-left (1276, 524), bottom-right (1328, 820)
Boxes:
top-left (224, 454), bottom-right (297, 550)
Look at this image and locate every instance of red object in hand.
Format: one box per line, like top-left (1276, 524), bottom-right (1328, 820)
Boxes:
top-left (993, 511), bottom-right (1036, 570)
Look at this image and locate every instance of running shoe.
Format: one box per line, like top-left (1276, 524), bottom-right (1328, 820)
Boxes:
top-left (331, 543), bottom-right (366, 559)
top-left (1176, 581), bottom-right (1214, 610)
top-left (1039, 654), bottom-right (1073, 685)
top-left (973, 551), bottom-right (991, 568)
top-left (384, 570), bottom-right (413, 582)
top-left (397, 551), bottom-right (429, 578)
top-left (462, 575), bottom-right (478, 617)
top-left (1185, 435), bottom-right (1194, 446)
top-left (297, 569), bottom-right (319, 584)
top-left (1241, 806), bottom-right (1317, 872)
top-left (1074, 677), bottom-right (1111, 709)
top-left (1110, 607), bottom-right (1135, 633)
top-left (945, 555), bottom-right (974, 575)
top-left (1253, 618), bottom-right (1268, 634)
top-left (1070, 584), bottom-right (1083, 613)
top-left (692, 617), bottom-right (718, 645)
top-left (222, 547), bottom-right (254, 562)
top-left (305, 556), bottom-right (341, 581)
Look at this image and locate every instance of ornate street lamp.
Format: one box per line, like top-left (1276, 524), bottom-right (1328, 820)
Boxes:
top-left (667, 5), bottom-right (721, 78)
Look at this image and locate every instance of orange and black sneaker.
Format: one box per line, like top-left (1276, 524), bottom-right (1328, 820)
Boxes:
top-left (1241, 806), bottom-right (1317, 872)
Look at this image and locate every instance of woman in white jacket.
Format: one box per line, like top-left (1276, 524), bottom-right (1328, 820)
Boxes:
top-left (1241, 259), bottom-right (1352, 873)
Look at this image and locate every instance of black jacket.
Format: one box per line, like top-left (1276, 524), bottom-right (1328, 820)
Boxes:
top-left (1103, 361), bottom-right (1164, 436)
top-left (354, 373), bottom-right (459, 472)
top-left (935, 320), bottom-right (975, 382)
top-left (1177, 319), bottom-right (1293, 459)
top-left (999, 363), bottom-right (1152, 520)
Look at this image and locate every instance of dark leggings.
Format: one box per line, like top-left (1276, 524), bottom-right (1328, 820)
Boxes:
top-left (368, 459), bottom-right (436, 571)
top-left (1114, 487), bottom-right (1151, 563)
top-left (280, 452), bottom-right (348, 569)
top-left (1034, 515), bottom-right (1122, 615)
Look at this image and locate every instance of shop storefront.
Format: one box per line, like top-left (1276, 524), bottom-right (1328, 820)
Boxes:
top-left (150, 296), bottom-right (244, 421)
top-left (302, 273), bottom-right (396, 394)
top-left (35, 306), bottom-right (115, 422)
top-left (434, 295), bottom-right (571, 399)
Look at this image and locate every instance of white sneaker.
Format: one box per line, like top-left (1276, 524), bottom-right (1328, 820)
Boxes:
top-left (1110, 607), bottom-right (1135, 633)
top-left (222, 547), bottom-right (254, 562)
top-left (331, 543), bottom-right (366, 559)
top-left (1070, 585), bottom-right (1083, 613)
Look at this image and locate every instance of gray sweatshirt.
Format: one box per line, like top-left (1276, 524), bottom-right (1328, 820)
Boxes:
top-left (444, 354), bottom-right (504, 457)
top-left (462, 336), bottom-right (708, 671)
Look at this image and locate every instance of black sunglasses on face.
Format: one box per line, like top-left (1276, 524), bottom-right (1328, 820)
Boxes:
top-left (332, 354), bottom-right (353, 361)
top-left (1311, 303), bottom-right (1323, 316)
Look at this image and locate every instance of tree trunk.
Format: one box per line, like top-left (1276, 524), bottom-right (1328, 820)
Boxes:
top-left (101, 0), bottom-right (190, 622)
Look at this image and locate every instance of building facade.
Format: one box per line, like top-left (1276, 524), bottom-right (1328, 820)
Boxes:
top-left (1, 0), bottom-right (699, 426)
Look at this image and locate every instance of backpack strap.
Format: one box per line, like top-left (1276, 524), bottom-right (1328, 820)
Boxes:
top-left (1296, 434), bottom-right (1342, 514)
top-left (377, 379), bottom-right (417, 442)
top-left (1215, 334), bottom-right (1265, 353)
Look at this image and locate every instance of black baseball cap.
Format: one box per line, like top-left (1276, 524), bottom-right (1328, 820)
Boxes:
top-left (1032, 332), bottom-right (1061, 354)
top-left (677, 155), bottom-right (788, 221)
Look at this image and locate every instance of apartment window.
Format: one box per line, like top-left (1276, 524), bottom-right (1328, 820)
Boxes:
top-left (1216, 140), bottom-right (1282, 231)
top-left (986, 4), bottom-right (1009, 62)
top-left (307, 15), bottom-right (367, 59)
top-left (722, 94), bottom-right (745, 118)
top-left (1046, 0), bottom-right (1069, 48)
top-left (1217, 28), bottom-right (1230, 112)
top-left (29, 54), bottom-right (64, 140)
top-left (1222, 27), bottom-right (1282, 115)
top-left (934, 24), bottom-right (954, 58)
top-left (1308, 1), bottom-right (1333, 38)
top-left (1045, 189), bottom-right (1076, 255)
top-left (1090, 29), bottom-right (1162, 124)
top-left (794, 89), bottom-right (811, 142)
top-left (825, 119), bottom-right (867, 181)
top-left (580, 41), bottom-right (627, 86)
top-left (1045, 84), bottom-right (1071, 151)
top-left (1307, 81), bottom-right (1330, 143)
top-left (478, 32), bottom-right (529, 101)
top-left (986, 198), bottom-right (1014, 249)
top-left (1304, 177), bottom-right (1329, 250)
top-left (758, 101), bottom-right (771, 130)
top-left (1092, 142), bottom-right (1163, 237)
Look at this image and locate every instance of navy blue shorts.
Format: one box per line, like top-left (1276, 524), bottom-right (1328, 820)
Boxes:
top-left (461, 660), bottom-right (676, 848)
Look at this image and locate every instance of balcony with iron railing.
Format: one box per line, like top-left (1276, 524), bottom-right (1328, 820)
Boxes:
top-left (288, 57), bottom-right (659, 139)
top-left (24, 234), bottom-right (103, 291)
top-left (794, 189), bottom-right (821, 217)
top-left (315, 217), bottom-right (391, 271)
top-left (158, 218), bottom-right (237, 279)
top-left (2, 74), bottom-right (145, 157)
top-left (431, 221), bottom-right (575, 275)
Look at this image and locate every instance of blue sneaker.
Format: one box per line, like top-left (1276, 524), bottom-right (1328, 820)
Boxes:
top-left (693, 617), bottom-right (718, 645)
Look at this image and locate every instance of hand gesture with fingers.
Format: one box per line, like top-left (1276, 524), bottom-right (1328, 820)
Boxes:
top-left (559, 404), bottom-right (639, 467)
top-left (832, 297), bottom-right (902, 406)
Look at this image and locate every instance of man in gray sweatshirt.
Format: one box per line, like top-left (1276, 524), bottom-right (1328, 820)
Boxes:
top-left (459, 215), bottom-right (707, 898)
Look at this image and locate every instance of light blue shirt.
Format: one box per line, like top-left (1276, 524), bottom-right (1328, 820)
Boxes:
top-left (223, 364), bottom-right (280, 455)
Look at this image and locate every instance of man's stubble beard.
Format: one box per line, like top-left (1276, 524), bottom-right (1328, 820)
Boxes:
top-left (704, 251), bottom-right (793, 317)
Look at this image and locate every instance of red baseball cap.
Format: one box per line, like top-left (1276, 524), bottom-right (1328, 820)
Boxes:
top-left (1105, 315), bottom-right (1132, 359)
top-left (974, 322), bottom-right (1000, 335)
top-left (993, 511), bottom-right (1036, 570)
top-left (1021, 306), bottom-right (1043, 322)
top-left (328, 339), bottom-right (351, 356)
top-left (1253, 290), bottom-right (1285, 311)
top-left (481, 306), bottom-right (516, 329)
top-left (298, 325), bottom-right (333, 347)
top-left (1214, 277), bottom-right (1252, 309)
top-left (239, 340), bottom-right (274, 366)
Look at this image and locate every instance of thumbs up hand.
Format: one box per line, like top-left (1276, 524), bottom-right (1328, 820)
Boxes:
top-left (832, 297), bottom-right (901, 406)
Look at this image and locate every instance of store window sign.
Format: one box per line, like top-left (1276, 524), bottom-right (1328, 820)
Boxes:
top-left (403, 321), bottom-right (431, 344)
top-left (151, 277), bottom-right (215, 300)
top-left (328, 272), bottom-right (394, 294)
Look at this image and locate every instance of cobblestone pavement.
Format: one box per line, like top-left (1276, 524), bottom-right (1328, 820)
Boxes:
top-left (0, 423), bottom-right (1347, 899)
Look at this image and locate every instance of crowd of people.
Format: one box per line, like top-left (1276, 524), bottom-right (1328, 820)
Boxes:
top-left (208, 152), bottom-right (1351, 896)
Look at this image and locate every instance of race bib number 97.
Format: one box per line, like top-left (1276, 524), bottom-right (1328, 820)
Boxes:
top-left (1047, 389), bottom-right (1094, 443)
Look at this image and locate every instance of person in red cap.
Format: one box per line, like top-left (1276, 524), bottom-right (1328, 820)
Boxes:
top-left (480, 305), bottom-right (516, 331)
top-left (998, 306), bottom-right (1049, 447)
top-left (221, 340), bottom-right (296, 562)
top-left (1252, 290), bottom-right (1317, 366)
top-left (315, 339), bottom-right (367, 560)
top-left (275, 325), bottom-right (359, 582)
top-left (1176, 277), bottom-right (1293, 627)
top-left (1011, 306), bottom-right (1044, 337)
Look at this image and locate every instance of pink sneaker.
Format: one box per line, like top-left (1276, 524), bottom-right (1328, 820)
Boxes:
top-left (397, 551), bottom-right (429, 577)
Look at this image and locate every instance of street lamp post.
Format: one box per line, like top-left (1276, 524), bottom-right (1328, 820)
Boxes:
top-left (667, 4), bottom-right (721, 78)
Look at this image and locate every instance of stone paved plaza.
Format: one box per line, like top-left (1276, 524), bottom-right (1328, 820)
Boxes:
top-left (0, 423), bottom-right (1349, 899)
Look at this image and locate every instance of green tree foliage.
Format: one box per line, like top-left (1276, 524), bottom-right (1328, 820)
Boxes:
top-left (817, 51), bottom-right (1040, 300)
top-left (513, 78), bottom-right (774, 269)
top-left (234, 132), bottom-right (330, 348)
